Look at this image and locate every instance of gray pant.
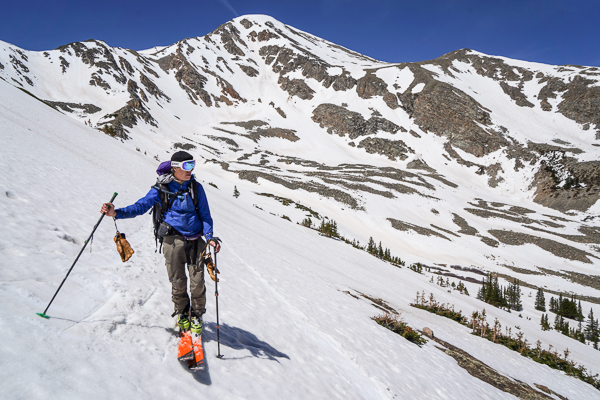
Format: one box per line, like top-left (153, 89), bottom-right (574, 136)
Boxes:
top-left (163, 236), bottom-right (206, 315)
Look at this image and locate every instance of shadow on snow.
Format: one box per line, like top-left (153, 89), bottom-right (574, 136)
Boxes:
top-left (202, 321), bottom-right (290, 362)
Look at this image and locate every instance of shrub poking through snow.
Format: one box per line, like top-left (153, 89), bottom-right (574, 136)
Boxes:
top-left (410, 292), bottom-right (468, 325)
top-left (373, 313), bottom-right (427, 347)
top-left (412, 292), bottom-right (600, 391)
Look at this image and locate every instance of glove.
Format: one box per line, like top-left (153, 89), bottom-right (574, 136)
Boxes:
top-left (202, 247), bottom-right (219, 282)
top-left (114, 232), bottom-right (134, 262)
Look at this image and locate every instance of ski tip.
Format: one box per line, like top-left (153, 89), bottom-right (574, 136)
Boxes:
top-left (36, 312), bottom-right (50, 319)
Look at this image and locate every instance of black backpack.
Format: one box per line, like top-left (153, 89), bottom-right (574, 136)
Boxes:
top-left (151, 178), bottom-right (200, 252)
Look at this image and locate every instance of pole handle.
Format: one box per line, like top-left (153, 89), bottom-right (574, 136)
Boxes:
top-left (106, 192), bottom-right (118, 209)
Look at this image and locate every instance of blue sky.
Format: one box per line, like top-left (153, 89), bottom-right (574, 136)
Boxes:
top-left (1, 0), bottom-right (598, 67)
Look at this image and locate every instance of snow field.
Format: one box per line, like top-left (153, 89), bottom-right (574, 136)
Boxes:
top-left (2, 77), bottom-right (600, 399)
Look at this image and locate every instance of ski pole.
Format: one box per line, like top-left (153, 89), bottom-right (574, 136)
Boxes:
top-left (213, 238), bottom-right (224, 359)
top-left (37, 192), bottom-right (118, 319)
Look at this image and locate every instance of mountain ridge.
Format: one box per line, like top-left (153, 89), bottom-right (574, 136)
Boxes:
top-left (1, 13), bottom-right (599, 298)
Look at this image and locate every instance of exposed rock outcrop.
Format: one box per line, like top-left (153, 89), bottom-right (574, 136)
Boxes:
top-left (312, 103), bottom-right (400, 140)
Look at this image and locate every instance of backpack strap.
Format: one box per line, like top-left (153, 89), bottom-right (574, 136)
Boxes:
top-left (151, 179), bottom-right (202, 253)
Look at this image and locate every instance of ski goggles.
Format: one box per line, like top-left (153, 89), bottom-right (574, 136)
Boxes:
top-left (171, 160), bottom-right (196, 171)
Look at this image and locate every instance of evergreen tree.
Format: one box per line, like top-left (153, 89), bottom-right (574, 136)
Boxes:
top-left (318, 219), bottom-right (327, 235)
top-left (540, 314), bottom-right (551, 331)
top-left (577, 320), bottom-right (585, 343)
top-left (507, 280), bottom-right (522, 311)
top-left (367, 237), bottom-right (376, 255)
top-left (554, 314), bottom-right (563, 331)
top-left (478, 274), bottom-right (509, 309)
top-left (301, 217), bottom-right (312, 228)
top-left (233, 185), bottom-right (240, 198)
top-left (549, 296), bottom-right (558, 313)
top-left (534, 288), bottom-right (546, 311)
top-left (558, 297), bottom-right (579, 319)
top-left (585, 308), bottom-right (599, 348)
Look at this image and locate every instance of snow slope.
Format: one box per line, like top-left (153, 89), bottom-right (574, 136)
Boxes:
top-left (1, 66), bottom-right (600, 399)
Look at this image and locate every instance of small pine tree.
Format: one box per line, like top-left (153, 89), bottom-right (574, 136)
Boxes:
top-left (507, 280), bottom-right (522, 311)
top-left (549, 296), bottom-right (558, 313)
top-left (534, 288), bottom-right (546, 311)
top-left (301, 217), bottom-right (312, 228)
top-left (318, 219), bottom-right (327, 234)
top-left (233, 186), bottom-right (240, 198)
top-left (554, 314), bottom-right (563, 331)
top-left (540, 314), bottom-right (551, 331)
top-left (558, 297), bottom-right (579, 319)
top-left (585, 308), bottom-right (599, 348)
top-left (367, 237), bottom-right (376, 255)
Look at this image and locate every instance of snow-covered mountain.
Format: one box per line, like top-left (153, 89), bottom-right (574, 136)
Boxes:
top-left (1, 14), bottom-right (600, 399)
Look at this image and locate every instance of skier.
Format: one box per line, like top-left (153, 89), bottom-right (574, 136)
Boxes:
top-left (100, 150), bottom-right (220, 335)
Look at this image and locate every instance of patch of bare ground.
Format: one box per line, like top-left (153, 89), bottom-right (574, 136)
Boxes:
top-left (431, 336), bottom-right (560, 400)
top-left (387, 218), bottom-right (451, 241)
top-left (489, 229), bottom-right (597, 264)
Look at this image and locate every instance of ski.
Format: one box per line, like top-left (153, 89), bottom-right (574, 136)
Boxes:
top-left (177, 329), bottom-right (194, 361)
top-left (188, 332), bottom-right (205, 371)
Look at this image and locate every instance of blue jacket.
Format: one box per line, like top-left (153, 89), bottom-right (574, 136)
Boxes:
top-left (115, 176), bottom-right (213, 241)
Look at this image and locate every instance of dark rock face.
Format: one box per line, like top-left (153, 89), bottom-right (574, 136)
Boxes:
top-left (439, 50), bottom-right (600, 137)
top-left (356, 71), bottom-right (399, 109)
top-left (247, 30), bottom-right (280, 42)
top-left (259, 44), bottom-right (358, 94)
top-left (44, 101), bottom-right (101, 114)
top-left (220, 120), bottom-right (299, 142)
top-left (331, 72), bottom-right (357, 91)
top-left (404, 51), bottom-right (599, 212)
top-left (175, 66), bottom-right (212, 106)
top-left (557, 75), bottom-right (600, 138)
top-left (312, 103), bottom-right (400, 140)
top-left (531, 154), bottom-right (600, 212)
top-left (140, 73), bottom-right (170, 101)
top-left (57, 41), bottom-right (127, 84)
top-left (101, 79), bottom-right (157, 139)
top-left (356, 72), bottom-right (388, 98)
top-left (10, 54), bottom-right (29, 74)
top-left (407, 159), bottom-right (436, 172)
top-left (357, 137), bottom-right (413, 161)
top-left (500, 82), bottom-right (534, 107)
top-left (239, 65), bottom-right (259, 77)
top-left (58, 57), bottom-right (69, 73)
top-left (403, 81), bottom-right (509, 157)
top-left (213, 22), bottom-right (247, 56)
top-left (158, 53), bottom-right (213, 106)
top-left (239, 19), bottom-right (253, 29)
top-left (278, 76), bottom-right (315, 100)
top-left (89, 73), bottom-right (111, 90)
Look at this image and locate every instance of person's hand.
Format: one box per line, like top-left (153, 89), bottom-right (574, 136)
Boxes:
top-left (209, 239), bottom-right (221, 253)
top-left (101, 203), bottom-right (116, 217)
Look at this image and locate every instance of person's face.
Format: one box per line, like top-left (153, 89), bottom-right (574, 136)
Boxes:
top-left (173, 166), bottom-right (193, 181)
